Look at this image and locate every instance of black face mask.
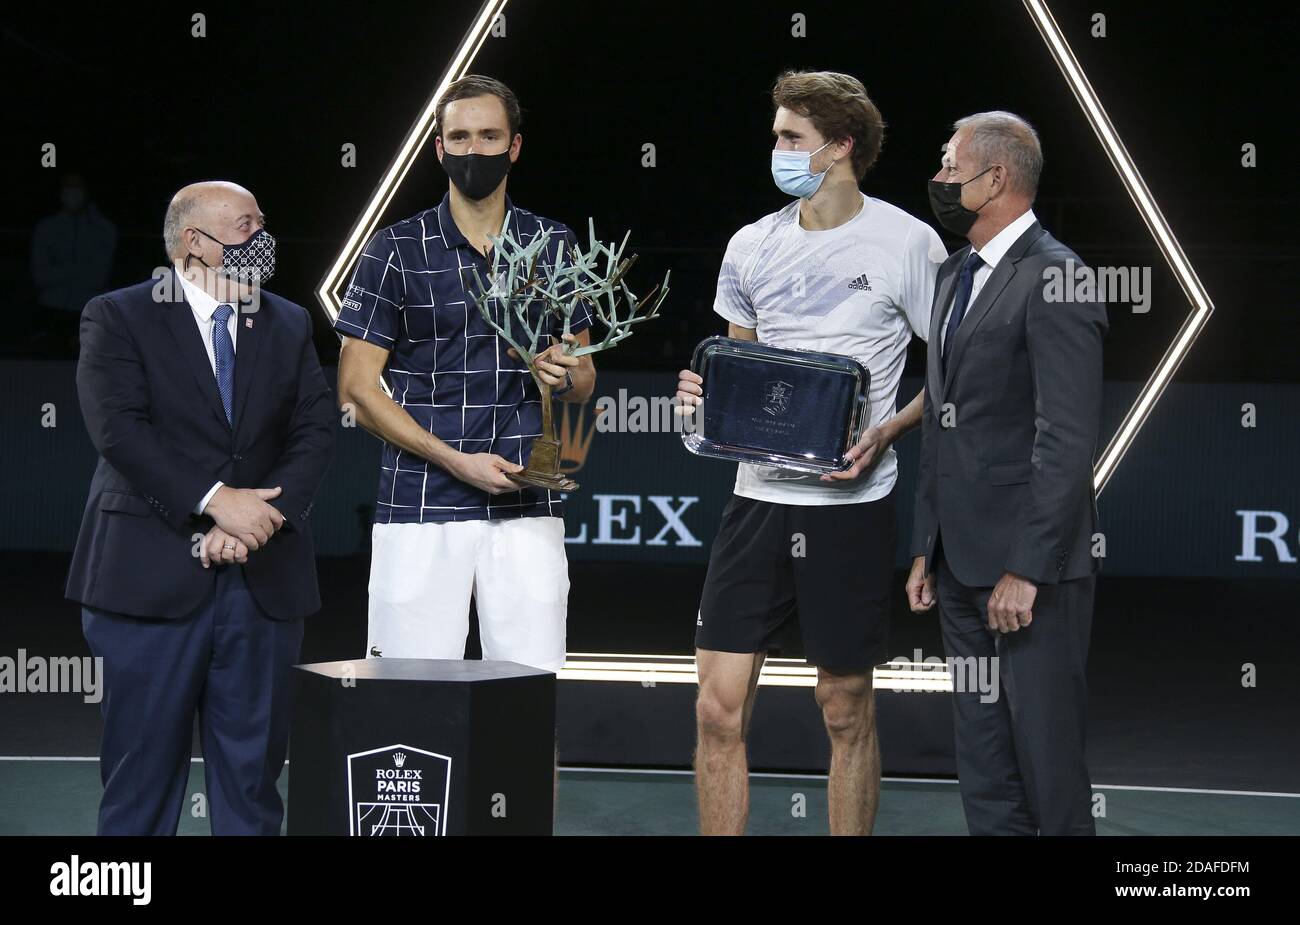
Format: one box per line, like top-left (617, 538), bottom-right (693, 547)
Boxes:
top-left (927, 165), bottom-right (995, 236)
top-left (440, 150), bottom-right (511, 200)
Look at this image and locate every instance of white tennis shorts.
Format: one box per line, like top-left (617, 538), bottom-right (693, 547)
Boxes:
top-left (366, 516), bottom-right (569, 673)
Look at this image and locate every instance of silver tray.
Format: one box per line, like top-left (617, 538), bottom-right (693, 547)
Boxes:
top-left (681, 336), bottom-right (871, 474)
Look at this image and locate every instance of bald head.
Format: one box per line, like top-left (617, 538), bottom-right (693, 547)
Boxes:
top-left (163, 180), bottom-right (263, 260)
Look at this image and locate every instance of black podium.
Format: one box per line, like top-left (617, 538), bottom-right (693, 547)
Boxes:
top-left (287, 658), bottom-right (555, 836)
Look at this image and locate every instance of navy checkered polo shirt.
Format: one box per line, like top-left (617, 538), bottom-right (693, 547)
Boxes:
top-left (334, 192), bottom-right (593, 524)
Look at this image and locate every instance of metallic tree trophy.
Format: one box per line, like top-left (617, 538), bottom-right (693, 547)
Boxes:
top-left (468, 219), bottom-right (668, 492)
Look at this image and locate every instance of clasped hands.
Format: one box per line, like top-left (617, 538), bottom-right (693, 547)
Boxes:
top-left (199, 485), bottom-right (285, 568)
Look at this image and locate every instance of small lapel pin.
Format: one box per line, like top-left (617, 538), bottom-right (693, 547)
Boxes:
top-left (245, 317), bottom-right (254, 329)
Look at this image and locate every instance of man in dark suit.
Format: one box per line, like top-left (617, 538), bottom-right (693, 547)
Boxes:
top-left (906, 113), bottom-right (1107, 835)
top-left (66, 180), bottom-right (336, 835)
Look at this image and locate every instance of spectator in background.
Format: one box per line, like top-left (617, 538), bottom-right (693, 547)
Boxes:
top-left (30, 172), bottom-right (117, 354)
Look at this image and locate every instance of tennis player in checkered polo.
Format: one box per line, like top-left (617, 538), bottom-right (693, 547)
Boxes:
top-left (335, 75), bottom-right (595, 673)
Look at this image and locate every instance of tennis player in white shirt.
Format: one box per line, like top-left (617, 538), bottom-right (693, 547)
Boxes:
top-left (676, 70), bottom-right (947, 835)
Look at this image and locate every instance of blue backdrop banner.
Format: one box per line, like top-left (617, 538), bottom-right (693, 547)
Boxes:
top-left (4, 363), bottom-right (1297, 578)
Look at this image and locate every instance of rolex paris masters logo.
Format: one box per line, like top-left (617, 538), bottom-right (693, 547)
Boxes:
top-left (346, 744), bottom-right (452, 836)
top-left (763, 380), bottom-right (793, 417)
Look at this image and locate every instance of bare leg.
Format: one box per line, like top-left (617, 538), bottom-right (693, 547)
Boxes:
top-left (816, 668), bottom-right (879, 835)
top-left (694, 649), bottom-right (766, 835)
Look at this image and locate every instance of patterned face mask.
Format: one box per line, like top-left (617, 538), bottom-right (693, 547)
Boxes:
top-left (192, 227), bottom-right (277, 285)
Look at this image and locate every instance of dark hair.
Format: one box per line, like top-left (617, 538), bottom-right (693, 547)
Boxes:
top-left (435, 74), bottom-right (522, 139)
top-left (771, 70), bottom-right (886, 181)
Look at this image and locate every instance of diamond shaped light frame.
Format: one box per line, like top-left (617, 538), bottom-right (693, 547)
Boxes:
top-left (1022, 0), bottom-right (1214, 495)
top-left (316, 0), bottom-right (508, 325)
top-left (319, 0), bottom-right (1216, 688)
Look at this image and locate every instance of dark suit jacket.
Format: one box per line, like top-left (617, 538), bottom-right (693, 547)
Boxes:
top-left (911, 221), bottom-right (1107, 587)
top-left (65, 271), bottom-right (337, 619)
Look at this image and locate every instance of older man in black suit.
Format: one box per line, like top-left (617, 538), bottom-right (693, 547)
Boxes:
top-left (907, 113), bottom-right (1107, 835)
top-left (66, 180), bottom-right (336, 835)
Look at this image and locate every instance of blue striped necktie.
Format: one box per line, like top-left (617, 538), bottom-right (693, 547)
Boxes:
top-left (212, 303), bottom-right (235, 424)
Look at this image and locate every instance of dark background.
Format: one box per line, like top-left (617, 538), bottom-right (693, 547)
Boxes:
top-left (0, 1), bottom-right (1296, 791)
top-left (3, 0), bottom-right (1296, 382)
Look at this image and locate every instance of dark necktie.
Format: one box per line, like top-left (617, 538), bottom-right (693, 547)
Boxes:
top-left (941, 251), bottom-right (985, 373)
top-left (212, 303), bottom-right (235, 424)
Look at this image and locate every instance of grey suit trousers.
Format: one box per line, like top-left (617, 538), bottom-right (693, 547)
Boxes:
top-left (936, 555), bottom-right (1096, 835)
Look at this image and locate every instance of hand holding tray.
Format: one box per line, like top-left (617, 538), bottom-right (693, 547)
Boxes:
top-left (680, 336), bottom-right (871, 474)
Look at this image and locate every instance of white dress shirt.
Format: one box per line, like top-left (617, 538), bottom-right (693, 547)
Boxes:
top-left (175, 270), bottom-right (238, 515)
top-left (940, 208), bottom-right (1037, 352)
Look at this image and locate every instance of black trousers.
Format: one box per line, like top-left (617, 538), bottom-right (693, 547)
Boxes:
top-left (935, 556), bottom-right (1096, 835)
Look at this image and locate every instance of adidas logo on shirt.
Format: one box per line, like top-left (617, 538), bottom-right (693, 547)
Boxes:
top-left (847, 274), bottom-right (873, 292)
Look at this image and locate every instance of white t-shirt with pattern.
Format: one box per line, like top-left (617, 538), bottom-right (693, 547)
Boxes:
top-left (712, 193), bottom-right (946, 506)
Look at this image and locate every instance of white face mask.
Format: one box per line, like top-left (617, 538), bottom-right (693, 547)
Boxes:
top-left (770, 140), bottom-right (834, 198)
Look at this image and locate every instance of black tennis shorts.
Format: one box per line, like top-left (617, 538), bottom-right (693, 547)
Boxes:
top-left (695, 491), bottom-right (896, 673)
